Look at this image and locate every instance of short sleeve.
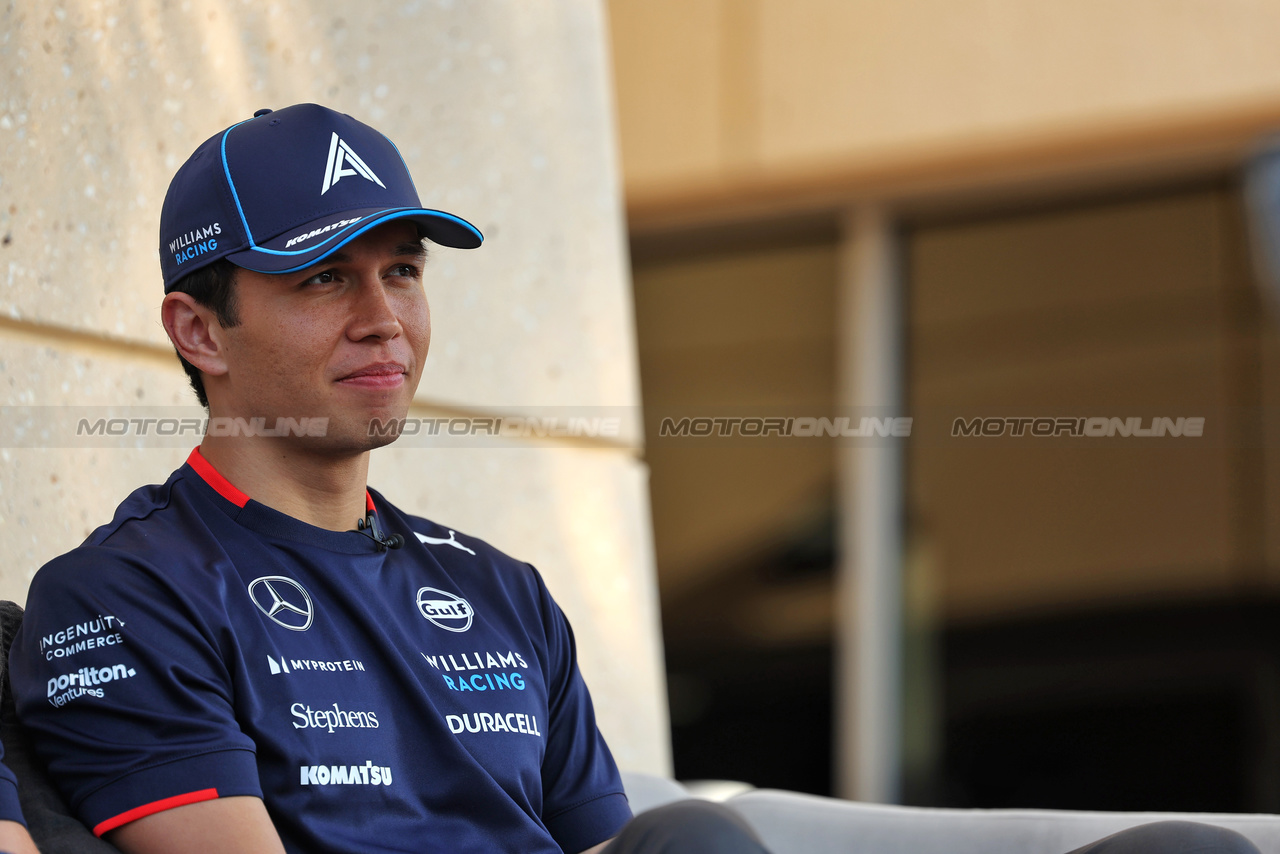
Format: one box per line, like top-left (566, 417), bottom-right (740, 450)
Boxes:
top-left (531, 569), bottom-right (632, 853)
top-left (0, 755), bottom-right (23, 826)
top-left (9, 547), bottom-right (261, 837)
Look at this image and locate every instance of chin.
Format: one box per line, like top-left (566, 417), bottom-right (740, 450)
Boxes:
top-left (353, 409), bottom-right (413, 450)
top-left (364, 423), bottom-right (407, 451)
top-left (283, 404), bottom-right (410, 455)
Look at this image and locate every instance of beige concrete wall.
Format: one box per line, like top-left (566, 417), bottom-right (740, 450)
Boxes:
top-left (0, 0), bottom-right (669, 774)
top-left (609, 0), bottom-right (1280, 216)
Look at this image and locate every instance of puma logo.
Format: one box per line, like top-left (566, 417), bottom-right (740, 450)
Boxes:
top-left (415, 530), bottom-right (476, 556)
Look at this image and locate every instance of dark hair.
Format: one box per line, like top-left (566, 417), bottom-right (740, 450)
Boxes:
top-left (167, 259), bottom-right (240, 408)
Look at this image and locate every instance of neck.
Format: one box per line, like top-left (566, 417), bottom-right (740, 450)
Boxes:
top-left (197, 436), bottom-right (371, 532)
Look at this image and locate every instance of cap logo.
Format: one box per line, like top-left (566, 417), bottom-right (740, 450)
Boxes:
top-left (321, 132), bottom-right (386, 195)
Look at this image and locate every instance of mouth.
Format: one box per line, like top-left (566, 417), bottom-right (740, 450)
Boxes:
top-left (337, 362), bottom-right (408, 389)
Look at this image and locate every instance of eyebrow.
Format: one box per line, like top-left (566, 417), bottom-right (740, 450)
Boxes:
top-left (313, 242), bottom-right (428, 267)
top-left (394, 242), bottom-right (429, 260)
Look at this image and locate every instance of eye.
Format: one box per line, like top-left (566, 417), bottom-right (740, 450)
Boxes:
top-left (301, 269), bottom-right (339, 287)
top-left (388, 263), bottom-right (423, 280)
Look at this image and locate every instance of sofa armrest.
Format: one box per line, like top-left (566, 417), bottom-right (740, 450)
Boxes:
top-left (619, 771), bottom-right (695, 814)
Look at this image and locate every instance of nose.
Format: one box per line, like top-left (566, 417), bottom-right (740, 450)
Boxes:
top-left (347, 275), bottom-right (403, 342)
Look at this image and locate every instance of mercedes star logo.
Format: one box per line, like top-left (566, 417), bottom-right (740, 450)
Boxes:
top-left (248, 576), bottom-right (314, 632)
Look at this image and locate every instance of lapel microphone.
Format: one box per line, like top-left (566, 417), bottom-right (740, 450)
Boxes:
top-left (355, 512), bottom-right (404, 551)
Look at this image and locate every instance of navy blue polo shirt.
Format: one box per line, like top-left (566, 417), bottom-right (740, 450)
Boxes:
top-left (10, 449), bottom-right (631, 853)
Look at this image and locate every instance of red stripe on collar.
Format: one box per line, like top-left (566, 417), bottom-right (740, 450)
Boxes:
top-left (186, 447), bottom-right (376, 514)
top-left (186, 447), bottom-right (250, 508)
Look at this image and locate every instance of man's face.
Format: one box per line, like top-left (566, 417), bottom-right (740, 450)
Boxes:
top-left (208, 221), bottom-right (430, 453)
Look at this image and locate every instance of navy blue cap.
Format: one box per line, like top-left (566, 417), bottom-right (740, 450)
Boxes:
top-left (159, 103), bottom-right (483, 292)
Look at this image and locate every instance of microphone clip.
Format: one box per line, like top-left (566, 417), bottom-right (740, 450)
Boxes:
top-left (355, 512), bottom-right (404, 552)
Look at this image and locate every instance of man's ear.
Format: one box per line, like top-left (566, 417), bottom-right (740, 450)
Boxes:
top-left (161, 293), bottom-right (230, 377)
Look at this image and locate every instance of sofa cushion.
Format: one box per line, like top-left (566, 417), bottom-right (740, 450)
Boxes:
top-left (728, 789), bottom-right (1280, 854)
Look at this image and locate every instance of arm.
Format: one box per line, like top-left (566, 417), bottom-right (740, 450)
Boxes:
top-left (107, 796), bottom-right (286, 854)
top-left (10, 552), bottom-right (266, 846)
top-left (0, 756), bottom-right (35, 854)
top-left (533, 571), bottom-right (632, 853)
top-left (0, 819), bottom-right (39, 854)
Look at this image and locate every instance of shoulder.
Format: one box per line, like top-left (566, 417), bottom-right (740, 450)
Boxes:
top-left (80, 464), bottom-right (215, 551)
top-left (29, 465), bottom-right (226, 601)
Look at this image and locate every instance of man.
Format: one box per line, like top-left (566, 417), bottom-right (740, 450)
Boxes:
top-left (7, 104), bottom-right (768, 854)
top-left (2, 104), bottom-right (1262, 854)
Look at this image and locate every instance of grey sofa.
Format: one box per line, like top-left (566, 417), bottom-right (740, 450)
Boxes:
top-left (620, 771), bottom-right (1280, 854)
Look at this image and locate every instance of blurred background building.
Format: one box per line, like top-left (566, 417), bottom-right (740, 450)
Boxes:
top-left (610, 0), bottom-right (1280, 813)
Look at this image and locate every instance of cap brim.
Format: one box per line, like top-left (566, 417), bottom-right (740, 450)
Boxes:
top-left (226, 207), bottom-right (483, 275)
